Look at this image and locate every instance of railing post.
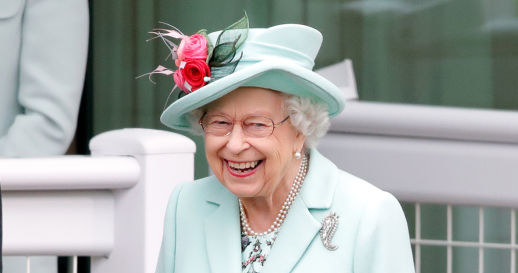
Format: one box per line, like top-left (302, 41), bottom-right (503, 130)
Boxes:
top-left (89, 128), bottom-right (196, 273)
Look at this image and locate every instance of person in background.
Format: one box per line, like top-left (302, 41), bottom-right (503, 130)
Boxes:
top-left (0, 0), bottom-right (89, 271)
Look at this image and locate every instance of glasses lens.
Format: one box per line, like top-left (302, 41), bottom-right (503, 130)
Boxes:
top-left (243, 116), bottom-right (274, 137)
top-left (202, 115), bottom-right (233, 136)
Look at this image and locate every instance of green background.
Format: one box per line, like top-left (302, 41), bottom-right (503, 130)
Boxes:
top-left (88, 0), bottom-right (518, 178)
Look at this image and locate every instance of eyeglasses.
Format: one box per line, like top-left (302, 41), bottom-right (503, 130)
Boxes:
top-left (199, 114), bottom-right (290, 138)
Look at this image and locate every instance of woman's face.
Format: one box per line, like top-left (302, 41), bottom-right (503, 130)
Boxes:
top-left (203, 87), bottom-right (306, 200)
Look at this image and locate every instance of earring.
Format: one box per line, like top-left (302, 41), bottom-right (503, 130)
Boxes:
top-left (294, 151), bottom-right (301, 159)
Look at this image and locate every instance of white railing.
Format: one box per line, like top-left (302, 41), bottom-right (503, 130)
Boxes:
top-left (0, 128), bottom-right (196, 273)
top-left (1, 101), bottom-right (517, 273)
top-left (319, 100), bottom-right (518, 273)
top-left (320, 100), bottom-right (518, 207)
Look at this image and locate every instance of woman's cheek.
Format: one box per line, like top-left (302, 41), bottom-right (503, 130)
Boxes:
top-left (265, 151), bottom-right (282, 182)
top-left (205, 139), bottom-right (219, 173)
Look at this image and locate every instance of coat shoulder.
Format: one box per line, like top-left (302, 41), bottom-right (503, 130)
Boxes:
top-left (325, 161), bottom-right (405, 227)
top-left (303, 149), bottom-right (401, 211)
top-left (335, 169), bottom-right (396, 204)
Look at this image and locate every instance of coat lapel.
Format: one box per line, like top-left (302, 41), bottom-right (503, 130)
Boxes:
top-left (262, 148), bottom-right (339, 273)
top-left (261, 196), bottom-right (322, 273)
top-left (204, 180), bottom-right (242, 273)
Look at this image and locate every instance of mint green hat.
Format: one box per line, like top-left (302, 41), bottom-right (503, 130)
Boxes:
top-left (160, 24), bottom-right (346, 131)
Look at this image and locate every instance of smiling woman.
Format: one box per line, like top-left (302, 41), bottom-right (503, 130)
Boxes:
top-left (150, 15), bottom-right (415, 273)
top-left (203, 88), bottom-right (305, 213)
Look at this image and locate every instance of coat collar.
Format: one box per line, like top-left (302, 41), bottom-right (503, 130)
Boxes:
top-left (204, 148), bottom-right (338, 273)
top-left (204, 179), bottom-right (242, 273)
top-left (300, 148), bottom-right (338, 209)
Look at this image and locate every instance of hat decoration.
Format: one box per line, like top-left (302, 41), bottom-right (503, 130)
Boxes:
top-left (141, 14), bottom-right (249, 101)
top-left (141, 15), bottom-right (346, 130)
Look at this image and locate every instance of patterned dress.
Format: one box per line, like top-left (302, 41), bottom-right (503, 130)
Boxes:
top-left (241, 231), bottom-right (279, 273)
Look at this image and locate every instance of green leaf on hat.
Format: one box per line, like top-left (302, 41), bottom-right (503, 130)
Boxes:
top-left (210, 39), bottom-right (239, 65)
top-left (210, 52), bottom-right (243, 81)
top-left (197, 29), bottom-right (214, 64)
top-left (208, 12), bottom-right (249, 81)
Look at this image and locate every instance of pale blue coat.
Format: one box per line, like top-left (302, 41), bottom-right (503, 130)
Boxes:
top-left (0, 0), bottom-right (88, 156)
top-left (156, 149), bottom-right (415, 273)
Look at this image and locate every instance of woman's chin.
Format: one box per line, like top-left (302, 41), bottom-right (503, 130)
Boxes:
top-left (223, 176), bottom-right (261, 194)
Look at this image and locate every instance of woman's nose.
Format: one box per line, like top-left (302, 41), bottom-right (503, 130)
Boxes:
top-left (225, 124), bottom-right (250, 154)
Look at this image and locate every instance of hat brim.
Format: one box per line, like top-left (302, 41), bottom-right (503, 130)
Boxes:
top-left (160, 59), bottom-right (346, 131)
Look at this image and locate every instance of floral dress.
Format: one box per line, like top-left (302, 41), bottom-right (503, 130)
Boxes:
top-left (241, 231), bottom-right (279, 273)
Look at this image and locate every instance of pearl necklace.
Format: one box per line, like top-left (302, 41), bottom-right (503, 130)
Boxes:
top-left (239, 154), bottom-right (308, 236)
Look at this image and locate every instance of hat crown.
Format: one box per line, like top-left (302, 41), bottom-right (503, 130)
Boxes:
top-left (208, 24), bottom-right (323, 70)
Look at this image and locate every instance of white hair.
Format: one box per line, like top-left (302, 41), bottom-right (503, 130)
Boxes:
top-left (284, 95), bottom-right (329, 148)
top-left (186, 95), bottom-right (330, 147)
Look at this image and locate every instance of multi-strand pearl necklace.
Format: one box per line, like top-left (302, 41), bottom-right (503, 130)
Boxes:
top-left (239, 154), bottom-right (308, 236)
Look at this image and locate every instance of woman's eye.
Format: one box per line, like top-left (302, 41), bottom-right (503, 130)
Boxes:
top-left (251, 122), bottom-right (268, 128)
top-left (211, 120), bottom-right (231, 126)
top-left (245, 122), bottom-right (270, 131)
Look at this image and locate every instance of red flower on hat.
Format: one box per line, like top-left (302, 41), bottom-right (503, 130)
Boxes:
top-left (142, 14), bottom-right (248, 96)
top-left (174, 60), bottom-right (211, 93)
top-left (172, 34), bottom-right (211, 93)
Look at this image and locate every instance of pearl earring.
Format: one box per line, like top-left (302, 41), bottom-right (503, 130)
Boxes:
top-left (294, 151), bottom-right (301, 159)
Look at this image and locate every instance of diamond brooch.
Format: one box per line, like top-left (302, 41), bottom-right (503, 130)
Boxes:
top-left (320, 212), bottom-right (339, 251)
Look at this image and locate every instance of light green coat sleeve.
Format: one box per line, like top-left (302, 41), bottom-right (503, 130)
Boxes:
top-left (156, 183), bottom-right (187, 273)
top-left (0, 0), bottom-right (88, 157)
top-left (353, 191), bottom-right (415, 273)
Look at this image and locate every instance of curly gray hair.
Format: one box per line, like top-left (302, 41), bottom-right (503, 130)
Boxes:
top-left (187, 95), bottom-right (330, 148)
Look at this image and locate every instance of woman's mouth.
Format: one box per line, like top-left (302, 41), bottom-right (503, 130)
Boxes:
top-left (226, 159), bottom-right (263, 177)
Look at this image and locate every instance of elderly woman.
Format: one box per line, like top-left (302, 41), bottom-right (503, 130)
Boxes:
top-left (151, 16), bottom-right (415, 273)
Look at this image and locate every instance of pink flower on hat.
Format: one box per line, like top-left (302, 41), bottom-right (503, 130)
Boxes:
top-left (143, 14), bottom-right (248, 96)
top-left (176, 34), bottom-right (208, 67)
top-left (172, 34), bottom-right (211, 93)
top-left (173, 69), bottom-right (188, 92)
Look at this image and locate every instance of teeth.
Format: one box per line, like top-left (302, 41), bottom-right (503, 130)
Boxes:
top-left (228, 160), bottom-right (259, 170)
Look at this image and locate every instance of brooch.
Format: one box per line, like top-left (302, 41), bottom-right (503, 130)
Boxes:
top-left (320, 212), bottom-right (339, 251)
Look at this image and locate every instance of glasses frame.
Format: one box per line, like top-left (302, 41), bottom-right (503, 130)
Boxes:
top-left (199, 113), bottom-right (290, 138)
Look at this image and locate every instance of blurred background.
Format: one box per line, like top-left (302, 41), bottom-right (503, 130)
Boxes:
top-left (70, 0), bottom-right (518, 272)
top-left (81, 0), bottom-right (518, 175)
